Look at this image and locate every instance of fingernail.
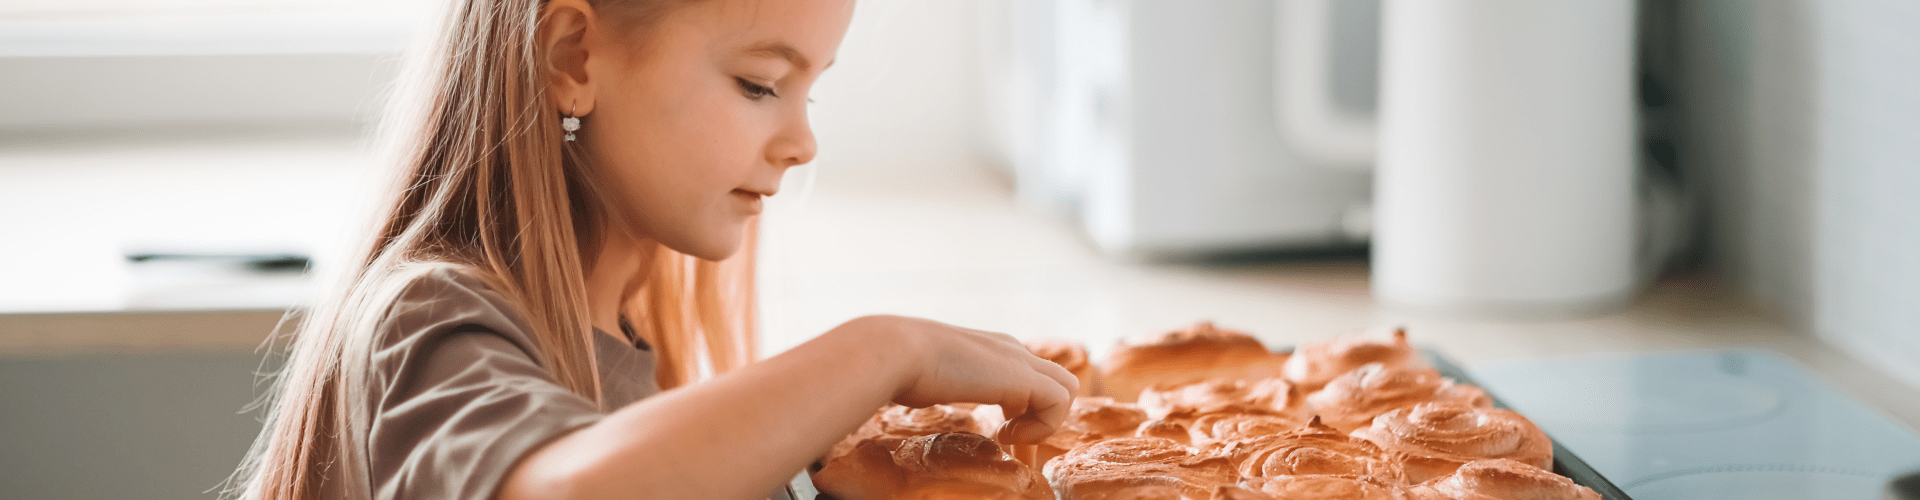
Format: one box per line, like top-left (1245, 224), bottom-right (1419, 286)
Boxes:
top-left (1012, 420), bottom-right (1053, 444)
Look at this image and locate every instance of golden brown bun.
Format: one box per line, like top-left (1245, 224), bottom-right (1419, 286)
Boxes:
top-left (893, 432), bottom-right (1056, 500)
top-left (1240, 475), bottom-right (1403, 500)
top-left (1229, 417), bottom-right (1404, 484)
top-left (1305, 363), bottom-right (1486, 433)
top-left (1029, 339), bottom-right (1103, 397)
top-left (1104, 322), bottom-right (1286, 402)
top-left (1134, 418), bottom-right (1194, 445)
top-left (1138, 377), bottom-right (1302, 419)
top-left (818, 404), bottom-right (989, 499)
top-left (813, 439), bottom-right (908, 500)
top-left (1401, 459), bottom-right (1599, 500)
top-left (1131, 377), bottom-right (1307, 448)
top-left (1208, 484), bottom-right (1277, 500)
top-left (1045, 437), bottom-right (1237, 500)
top-left (1037, 397), bottom-right (1153, 469)
top-left (1185, 413), bottom-right (1308, 448)
top-left (1282, 329), bottom-right (1424, 392)
top-left (1350, 403), bottom-right (1552, 484)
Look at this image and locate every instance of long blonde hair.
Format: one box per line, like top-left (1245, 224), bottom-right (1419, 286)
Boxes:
top-left (225, 0), bottom-right (751, 498)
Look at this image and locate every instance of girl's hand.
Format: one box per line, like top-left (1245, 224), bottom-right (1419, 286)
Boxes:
top-left (835, 315), bottom-right (1079, 444)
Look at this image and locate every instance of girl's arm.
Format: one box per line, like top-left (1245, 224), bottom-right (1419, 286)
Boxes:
top-left (496, 315), bottom-right (1079, 500)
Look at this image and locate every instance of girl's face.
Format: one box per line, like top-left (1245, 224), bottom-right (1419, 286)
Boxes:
top-left (575, 0), bottom-right (853, 260)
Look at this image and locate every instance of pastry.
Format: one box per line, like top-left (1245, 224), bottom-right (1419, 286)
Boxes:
top-left (1208, 484), bottom-right (1277, 500)
top-left (812, 439), bottom-right (909, 500)
top-left (1044, 437), bottom-right (1237, 500)
top-left (1104, 322), bottom-right (1287, 402)
top-left (1349, 402), bottom-right (1552, 483)
top-left (1134, 418), bottom-right (1194, 445)
top-left (1228, 417), bottom-right (1404, 484)
top-left (1304, 363), bottom-right (1489, 433)
top-left (1029, 339), bottom-right (1103, 397)
top-left (1137, 377), bottom-right (1302, 419)
top-left (1238, 475), bottom-right (1403, 500)
top-left (1135, 377), bottom-right (1305, 446)
top-left (1184, 413), bottom-right (1306, 448)
top-left (1401, 459), bottom-right (1599, 500)
top-left (893, 432), bottom-right (1056, 500)
top-left (1281, 329), bottom-right (1423, 392)
top-left (818, 404), bottom-right (990, 498)
top-left (1036, 397), bottom-right (1153, 469)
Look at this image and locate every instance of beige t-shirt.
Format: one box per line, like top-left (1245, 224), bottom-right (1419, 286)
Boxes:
top-left (363, 264), bottom-right (794, 500)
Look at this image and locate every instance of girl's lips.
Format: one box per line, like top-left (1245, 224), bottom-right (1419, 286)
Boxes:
top-left (733, 189), bottom-right (764, 213)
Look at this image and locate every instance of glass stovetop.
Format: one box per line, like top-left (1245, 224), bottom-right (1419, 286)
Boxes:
top-left (1470, 349), bottom-right (1920, 500)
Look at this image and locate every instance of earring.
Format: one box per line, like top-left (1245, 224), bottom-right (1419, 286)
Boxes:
top-left (562, 103), bottom-right (581, 142)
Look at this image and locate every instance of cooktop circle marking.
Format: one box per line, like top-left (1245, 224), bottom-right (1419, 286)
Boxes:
top-left (1485, 364), bottom-right (1786, 434)
top-left (1625, 465), bottom-right (1879, 500)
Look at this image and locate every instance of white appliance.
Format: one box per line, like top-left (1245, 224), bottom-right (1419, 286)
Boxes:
top-left (980, 0), bottom-right (1378, 256)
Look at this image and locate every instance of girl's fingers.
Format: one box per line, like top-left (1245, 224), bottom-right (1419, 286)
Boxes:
top-left (997, 375), bottom-right (1072, 444)
top-left (1032, 356), bottom-right (1080, 396)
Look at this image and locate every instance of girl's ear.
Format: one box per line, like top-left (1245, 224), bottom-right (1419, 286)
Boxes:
top-left (540, 0), bottom-right (598, 115)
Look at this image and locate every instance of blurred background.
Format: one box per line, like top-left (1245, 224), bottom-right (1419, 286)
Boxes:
top-left (2, 0), bottom-right (1918, 498)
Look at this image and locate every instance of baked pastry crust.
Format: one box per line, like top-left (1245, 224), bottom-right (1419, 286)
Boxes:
top-left (893, 432), bottom-right (1056, 499)
top-left (1401, 459), bottom-right (1599, 500)
top-left (1045, 437), bottom-right (1236, 500)
top-left (1305, 363), bottom-right (1491, 433)
top-left (1103, 322), bottom-right (1287, 403)
top-left (1349, 403), bottom-right (1552, 483)
top-left (1037, 397), bottom-right (1153, 469)
top-left (1228, 418), bottom-right (1405, 484)
top-left (1281, 329), bottom-right (1423, 392)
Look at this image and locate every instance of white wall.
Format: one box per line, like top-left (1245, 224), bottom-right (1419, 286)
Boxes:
top-left (805, 0), bottom-right (987, 172)
top-left (1682, 0), bottom-right (1920, 388)
top-left (1808, 0), bottom-right (1920, 388)
top-left (0, 0), bottom-right (989, 169)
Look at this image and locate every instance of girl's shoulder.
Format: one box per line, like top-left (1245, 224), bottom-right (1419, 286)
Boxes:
top-left (364, 261), bottom-right (545, 366)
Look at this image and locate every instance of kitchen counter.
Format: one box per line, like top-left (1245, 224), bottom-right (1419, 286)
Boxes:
top-left (4, 146), bottom-right (1916, 433)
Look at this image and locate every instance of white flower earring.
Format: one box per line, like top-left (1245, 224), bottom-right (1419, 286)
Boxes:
top-left (562, 103), bottom-right (581, 141)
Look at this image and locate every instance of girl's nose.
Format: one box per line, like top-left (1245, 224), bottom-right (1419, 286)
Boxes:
top-left (770, 107), bottom-right (817, 168)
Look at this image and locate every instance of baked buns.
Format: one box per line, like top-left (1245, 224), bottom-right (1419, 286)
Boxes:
top-left (1045, 437), bottom-right (1237, 500)
top-left (858, 405), bottom-right (989, 445)
top-left (1038, 397), bottom-right (1153, 469)
top-left (1401, 459), bottom-right (1599, 500)
top-left (893, 432), bottom-right (1056, 499)
top-left (1228, 417), bottom-right (1403, 484)
top-left (813, 439), bottom-right (909, 500)
top-left (1029, 339), bottom-right (1102, 397)
top-left (1304, 363), bottom-right (1490, 432)
top-left (818, 404), bottom-right (991, 499)
top-left (1104, 322), bottom-right (1287, 402)
top-left (1281, 329), bottom-right (1423, 392)
top-left (1237, 475), bottom-right (1403, 500)
top-left (1207, 484), bottom-right (1276, 500)
top-left (1138, 377), bottom-right (1302, 419)
top-left (1134, 418), bottom-right (1194, 445)
top-left (822, 327), bottom-right (1600, 499)
top-left (1184, 413), bottom-right (1307, 448)
top-left (1349, 402), bottom-right (1552, 483)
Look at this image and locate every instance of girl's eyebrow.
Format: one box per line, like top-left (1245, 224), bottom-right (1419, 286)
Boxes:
top-left (741, 40), bottom-right (814, 72)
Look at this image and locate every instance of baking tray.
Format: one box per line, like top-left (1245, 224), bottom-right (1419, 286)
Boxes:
top-left (1423, 349), bottom-right (1634, 500)
top-left (799, 349), bottom-right (1635, 500)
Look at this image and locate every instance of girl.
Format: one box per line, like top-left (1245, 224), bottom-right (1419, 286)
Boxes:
top-left (226, 0), bottom-right (1077, 499)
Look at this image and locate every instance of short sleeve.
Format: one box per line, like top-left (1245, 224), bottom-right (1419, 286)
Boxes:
top-left (365, 266), bottom-right (604, 500)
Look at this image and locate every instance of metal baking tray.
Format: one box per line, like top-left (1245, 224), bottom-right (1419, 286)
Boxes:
top-left (1423, 349), bottom-right (1634, 500)
top-left (799, 349), bottom-right (1635, 500)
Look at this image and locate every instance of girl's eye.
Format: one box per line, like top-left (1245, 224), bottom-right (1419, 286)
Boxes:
top-left (735, 77), bottom-right (778, 100)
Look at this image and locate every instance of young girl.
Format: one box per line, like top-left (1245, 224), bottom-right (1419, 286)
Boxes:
top-left (226, 0), bottom-right (1077, 498)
